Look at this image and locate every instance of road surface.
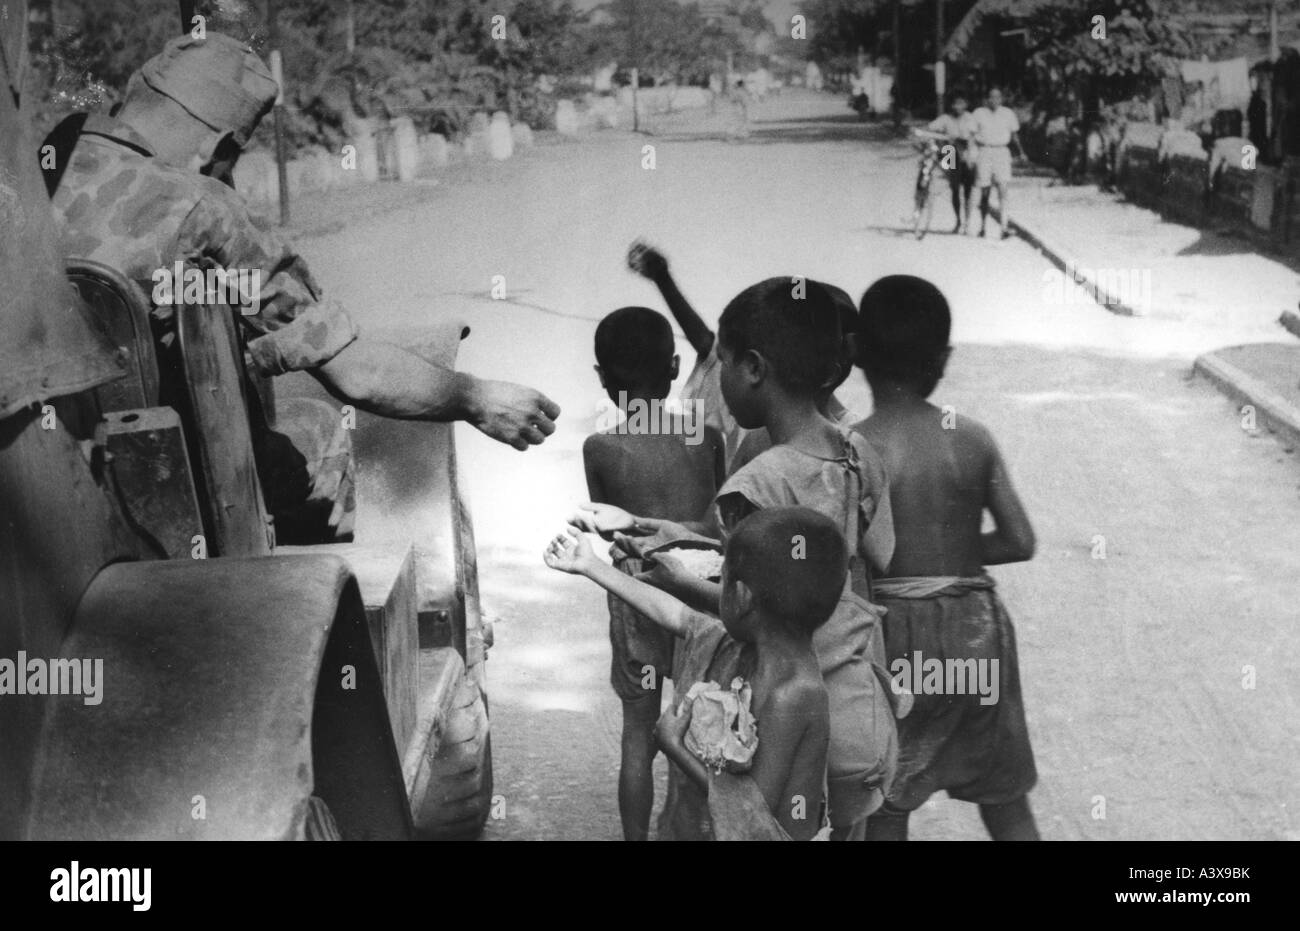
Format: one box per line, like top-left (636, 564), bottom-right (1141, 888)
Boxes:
top-left (287, 91), bottom-right (1300, 841)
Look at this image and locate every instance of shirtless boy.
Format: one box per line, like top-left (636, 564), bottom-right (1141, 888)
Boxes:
top-left (544, 507), bottom-right (840, 841)
top-left (852, 275), bottom-right (1040, 841)
top-left (584, 306), bottom-right (725, 840)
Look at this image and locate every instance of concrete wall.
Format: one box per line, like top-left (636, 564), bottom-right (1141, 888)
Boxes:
top-left (235, 112), bottom-right (536, 205)
top-left (1112, 128), bottom-right (1299, 249)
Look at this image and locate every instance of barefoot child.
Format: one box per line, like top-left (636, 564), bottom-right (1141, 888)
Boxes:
top-left (852, 275), bottom-right (1040, 841)
top-left (573, 279), bottom-right (903, 840)
top-left (585, 306), bottom-right (726, 841)
top-left (544, 506), bottom-right (841, 841)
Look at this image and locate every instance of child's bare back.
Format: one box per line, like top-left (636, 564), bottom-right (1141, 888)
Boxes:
top-left (858, 401), bottom-right (1033, 576)
top-left (584, 422), bottom-right (724, 519)
top-left (857, 403), bottom-right (991, 576)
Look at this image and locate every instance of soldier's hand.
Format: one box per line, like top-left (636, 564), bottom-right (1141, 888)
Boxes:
top-left (468, 379), bottom-right (560, 450)
top-left (627, 240), bottom-right (668, 280)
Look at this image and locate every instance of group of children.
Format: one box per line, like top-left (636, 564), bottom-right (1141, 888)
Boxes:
top-left (542, 243), bottom-right (1041, 841)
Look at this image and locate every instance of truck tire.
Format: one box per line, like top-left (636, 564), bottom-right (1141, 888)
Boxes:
top-left (418, 675), bottom-right (493, 840)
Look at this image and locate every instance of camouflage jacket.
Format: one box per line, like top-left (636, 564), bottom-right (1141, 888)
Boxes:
top-left (50, 114), bottom-right (359, 376)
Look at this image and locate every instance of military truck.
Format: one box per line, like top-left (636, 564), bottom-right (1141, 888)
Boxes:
top-left (0, 1), bottom-right (493, 841)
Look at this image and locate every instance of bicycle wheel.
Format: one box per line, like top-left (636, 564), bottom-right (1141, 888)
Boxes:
top-left (913, 182), bottom-right (935, 240)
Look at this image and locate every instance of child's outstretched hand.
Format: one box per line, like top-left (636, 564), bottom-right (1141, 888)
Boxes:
top-left (569, 502), bottom-right (653, 540)
top-left (543, 527), bottom-right (596, 575)
top-left (626, 240), bottom-right (668, 280)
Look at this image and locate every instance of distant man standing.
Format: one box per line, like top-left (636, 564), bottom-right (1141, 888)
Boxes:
top-left (971, 87), bottom-right (1021, 239)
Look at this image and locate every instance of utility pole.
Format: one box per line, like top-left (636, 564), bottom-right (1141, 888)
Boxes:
top-left (893, 0), bottom-right (902, 110)
top-left (1270, 0), bottom-right (1280, 62)
top-left (345, 0), bottom-right (356, 55)
top-left (267, 0), bottom-right (289, 225)
top-left (629, 0), bottom-right (639, 132)
top-left (935, 0), bottom-right (945, 115)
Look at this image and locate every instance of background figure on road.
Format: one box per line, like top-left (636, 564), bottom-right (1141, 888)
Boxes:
top-left (971, 87), bottom-right (1021, 239)
top-left (924, 92), bottom-right (977, 234)
top-left (727, 79), bottom-right (752, 141)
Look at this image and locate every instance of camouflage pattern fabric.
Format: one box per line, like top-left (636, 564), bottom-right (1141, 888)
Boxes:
top-left (49, 114), bottom-right (359, 377)
top-left (267, 397), bottom-right (356, 544)
top-left (50, 114), bottom-right (360, 542)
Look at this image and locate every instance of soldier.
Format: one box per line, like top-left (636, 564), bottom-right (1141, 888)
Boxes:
top-left (45, 32), bottom-right (559, 543)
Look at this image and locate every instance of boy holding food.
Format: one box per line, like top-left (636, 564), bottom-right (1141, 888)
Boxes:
top-left (545, 507), bottom-right (842, 840)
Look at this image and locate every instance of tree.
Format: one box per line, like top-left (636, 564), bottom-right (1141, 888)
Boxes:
top-left (594, 0), bottom-right (764, 86)
top-left (806, 0), bottom-right (890, 68)
top-left (1021, 0), bottom-right (1216, 113)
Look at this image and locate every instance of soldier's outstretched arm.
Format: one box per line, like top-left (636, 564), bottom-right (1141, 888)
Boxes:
top-left (312, 338), bottom-right (560, 450)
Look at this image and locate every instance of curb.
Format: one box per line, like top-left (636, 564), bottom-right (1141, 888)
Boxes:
top-left (1009, 215), bottom-right (1142, 317)
top-left (1280, 309), bottom-right (1300, 340)
top-left (1193, 349), bottom-right (1300, 450)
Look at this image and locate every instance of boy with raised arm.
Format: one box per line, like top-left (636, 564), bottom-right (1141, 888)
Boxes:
top-left (627, 241), bottom-right (744, 468)
top-left (584, 306), bottom-right (725, 841)
top-left (852, 275), bottom-right (1039, 841)
top-left (545, 507), bottom-right (841, 841)
top-left (727, 281), bottom-right (863, 474)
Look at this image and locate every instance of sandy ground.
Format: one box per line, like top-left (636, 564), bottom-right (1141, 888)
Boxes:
top-left (284, 90), bottom-right (1300, 840)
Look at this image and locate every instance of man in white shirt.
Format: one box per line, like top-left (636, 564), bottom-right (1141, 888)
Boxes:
top-left (970, 87), bottom-right (1021, 239)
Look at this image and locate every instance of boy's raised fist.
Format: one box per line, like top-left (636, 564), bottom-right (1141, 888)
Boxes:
top-left (627, 240), bottom-right (668, 280)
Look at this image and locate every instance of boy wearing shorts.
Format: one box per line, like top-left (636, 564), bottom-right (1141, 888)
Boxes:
top-left (584, 306), bottom-right (725, 840)
top-left (971, 87), bottom-right (1021, 239)
top-left (853, 275), bottom-right (1040, 841)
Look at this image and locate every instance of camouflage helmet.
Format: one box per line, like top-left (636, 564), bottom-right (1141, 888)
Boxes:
top-left (138, 32), bottom-right (278, 147)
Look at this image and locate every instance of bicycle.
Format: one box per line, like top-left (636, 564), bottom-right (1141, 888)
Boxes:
top-left (911, 136), bottom-right (943, 239)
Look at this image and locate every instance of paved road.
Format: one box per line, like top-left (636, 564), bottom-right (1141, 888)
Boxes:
top-left (290, 91), bottom-right (1300, 840)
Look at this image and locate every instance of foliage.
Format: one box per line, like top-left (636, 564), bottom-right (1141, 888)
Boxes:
top-left (592, 0), bottom-right (773, 85)
top-left (1024, 0), bottom-right (1197, 99)
top-left (1019, 0), bottom-right (1231, 115)
top-left (28, 0), bottom-right (603, 145)
top-left (805, 0), bottom-right (890, 67)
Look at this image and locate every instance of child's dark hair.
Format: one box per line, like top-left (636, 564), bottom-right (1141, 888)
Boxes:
top-left (819, 281), bottom-right (858, 392)
top-left (718, 278), bottom-right (841, 393)
top-left (594, 306), bottom-right (675, 391)
top-left (725, 507), bottom-right (847, 635)
top-left (856, 275), bottom-right (951, 398)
